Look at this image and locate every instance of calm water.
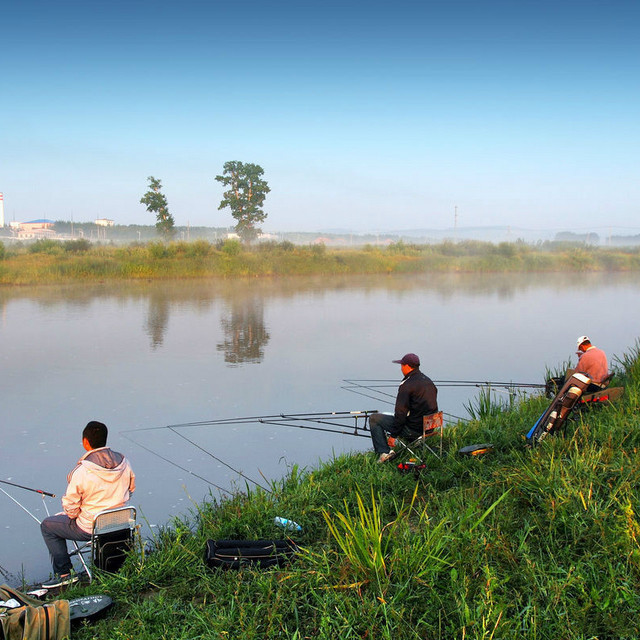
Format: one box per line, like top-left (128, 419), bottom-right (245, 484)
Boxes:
top-left (1, 272), bottom-right (639, 585)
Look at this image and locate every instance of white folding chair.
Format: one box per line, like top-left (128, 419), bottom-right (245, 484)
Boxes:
top-left (71, 506), bottom-right (137, 582)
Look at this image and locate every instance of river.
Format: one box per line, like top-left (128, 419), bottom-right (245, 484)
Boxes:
top-left (1, 271), bottom-right (638, 585)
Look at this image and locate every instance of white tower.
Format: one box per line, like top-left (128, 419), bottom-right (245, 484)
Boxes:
top-left (0, 193), bottom-right (4, 227)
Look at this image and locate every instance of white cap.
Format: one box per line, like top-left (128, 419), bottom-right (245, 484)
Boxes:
top-left (576, 335), bottom-right (590, 347)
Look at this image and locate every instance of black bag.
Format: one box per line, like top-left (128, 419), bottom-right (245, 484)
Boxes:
top-left (205, 539), bottom-right (298, 570)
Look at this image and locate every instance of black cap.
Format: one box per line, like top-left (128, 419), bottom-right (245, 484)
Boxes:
top-left (392, 353), bottom-right (420, 367)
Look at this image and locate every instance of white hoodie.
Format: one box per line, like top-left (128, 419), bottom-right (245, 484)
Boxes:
top-left (62, 447), bottom-right (136, 533)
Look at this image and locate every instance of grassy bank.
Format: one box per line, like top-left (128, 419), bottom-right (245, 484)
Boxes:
top-left (58, 343), bottom-right (640, 639)
top-left (1, 239), bottom-right (640, 285)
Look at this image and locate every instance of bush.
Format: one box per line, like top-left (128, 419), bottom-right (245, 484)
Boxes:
top-left (221, 239), bottom-right (242, 256)
top-left (28, 239), bottom-right (62, 255)
top-left (186, 240), bottom-right (211, 258)
top-left (147, 242), bottom-right (170, 259)
top-left (63, 238), bottom-right (92, 253)
top-left (310, 242), bottom-right (326, 256)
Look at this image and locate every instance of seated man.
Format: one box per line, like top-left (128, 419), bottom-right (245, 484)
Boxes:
top-left (369, 353), bottom-right (438, 463)
top-left (575, 335), bottom-right (609, 391)
top-left (40, 421), bottom-right (136, 588)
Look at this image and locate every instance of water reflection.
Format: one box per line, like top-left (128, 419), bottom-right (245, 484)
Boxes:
top-left (145, 292), bottom-right (171, 348)
top-left (217, 298), bottom-right (270, 365)
top-left (1, 271), bottom-right (636, 311)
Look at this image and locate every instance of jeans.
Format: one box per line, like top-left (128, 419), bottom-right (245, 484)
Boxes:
top-left (369, 413), bottom-right (421, 454)
top-left (40, 514), bottom-right (91, 575)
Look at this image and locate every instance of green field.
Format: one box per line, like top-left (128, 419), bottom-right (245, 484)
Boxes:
top-left (49, 341), bottom-right (640, 639)
top-left (1, 239), bottom-right (640, 285)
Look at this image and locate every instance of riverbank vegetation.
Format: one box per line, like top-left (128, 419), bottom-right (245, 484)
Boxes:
top-left (1, 239), bottom-right (640, 285)
top-left (59, 342), bottom-right (640, 638)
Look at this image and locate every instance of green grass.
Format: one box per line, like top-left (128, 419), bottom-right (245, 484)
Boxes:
top-left (42, 342), bottom-right (640, 638)
top-left (1, 240), bottom-right (640, 285)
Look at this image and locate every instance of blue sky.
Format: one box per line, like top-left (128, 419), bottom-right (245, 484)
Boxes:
top-left (1, 0), bottom-right (639, 233)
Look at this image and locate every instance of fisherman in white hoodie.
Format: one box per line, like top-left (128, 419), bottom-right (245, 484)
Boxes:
top-left (40, 421), bottom-right (135, 588)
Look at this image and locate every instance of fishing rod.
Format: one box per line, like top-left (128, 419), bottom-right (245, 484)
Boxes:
top-left (166, 427), bottom-right (271, 493)
top-left (0, 479), bottom-right (56, 497)
top-left (339, 383), bottom-right (473, 423)
top-left (343, 378), bottom-right (545, 389)
top-left (257, 417), bottom-right (372, 438)
top-left (165, 409), bottom-right (379, 430)
top-left (122, 410), bottom-right (379, 492)
top-left (120, 410), bottom-right (379, 434)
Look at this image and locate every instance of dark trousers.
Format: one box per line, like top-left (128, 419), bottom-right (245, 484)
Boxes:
top-left (369, 413), bottom-right (421, 454)
top-left (40, 514), bottom-right (91, 575)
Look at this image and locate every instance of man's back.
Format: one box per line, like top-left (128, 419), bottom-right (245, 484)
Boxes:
top-left (577, 346), bottom-right (608, 385)
top-left (63, 446), bottom-right (135, 533)
top-left (395, 369), bottom-right (438, 433)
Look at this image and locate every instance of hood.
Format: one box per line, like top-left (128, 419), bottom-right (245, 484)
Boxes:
top-left (74, 447), bottom-right (129, 484)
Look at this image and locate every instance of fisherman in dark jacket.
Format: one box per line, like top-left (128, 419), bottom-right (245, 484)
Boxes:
top-left (369, 353), bottom-right (438, 463)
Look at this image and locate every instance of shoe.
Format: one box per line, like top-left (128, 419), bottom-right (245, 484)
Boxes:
top-left (69, 595), bottom-right (113, 623)
top-left (42, 573), bottom-right (79, 589)
top-left (378, 450), bottom-right (395, 463)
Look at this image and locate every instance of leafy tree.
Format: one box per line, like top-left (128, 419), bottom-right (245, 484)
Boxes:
top-left (140, 176), bottom-right (175, 238)
top-left (215, 161), bottom-right (270, 244)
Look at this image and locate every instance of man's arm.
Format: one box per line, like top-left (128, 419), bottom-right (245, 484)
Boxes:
top-left (389, 384), bottom-right (410, 436)
top-left (128, 467), bottom-right (136, 496)
top-left (61, 467), bottom-right (84, 519)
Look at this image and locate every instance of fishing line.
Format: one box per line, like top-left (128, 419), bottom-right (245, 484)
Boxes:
top-left (340, 385), bottom-right (396, 405)
top-left (0, 486), bottom-right (44, 525)
top-left (166, 427), bottom-right (271, 493)
top-left (121, 433), bottom-right (233, 496)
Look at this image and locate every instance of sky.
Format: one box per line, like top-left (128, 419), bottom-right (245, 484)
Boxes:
top-left (1, 0), bottom-right (639, 234)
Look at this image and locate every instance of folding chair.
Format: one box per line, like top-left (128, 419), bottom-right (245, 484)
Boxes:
top-left (395, 411), bottom-right (445, 462)
top-left (71, 506), bottom-right (137, 582)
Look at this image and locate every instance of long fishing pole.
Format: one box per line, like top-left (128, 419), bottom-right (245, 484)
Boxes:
top-left (121, 411), bottom-right (379, 496)
top-left (121, 411), bottom-right (379, 434)
top-left (258, 417), bottom-right (372, 438)
top-left (340, 384), bottom-right (470, 423)
top-left (167, 427), bottom-right (271, 493)
top-left (343, 378), bottom-right (545, 389)
top-left (165, 409), bottom-right (380, 430)
top-left (0, 479), bottom-right (56, 497)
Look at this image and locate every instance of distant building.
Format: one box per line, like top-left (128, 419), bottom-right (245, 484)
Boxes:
top-left (14, 219), bottom-right (55, 238)
top-left (95, 218), bottom-right (114, 227)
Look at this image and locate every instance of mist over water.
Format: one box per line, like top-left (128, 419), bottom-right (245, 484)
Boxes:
top-left (1, 272), bottom-right (639, 585)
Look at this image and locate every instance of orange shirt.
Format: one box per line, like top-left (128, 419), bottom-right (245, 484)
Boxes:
top-left (576, 346), bottom-right (608, 385)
